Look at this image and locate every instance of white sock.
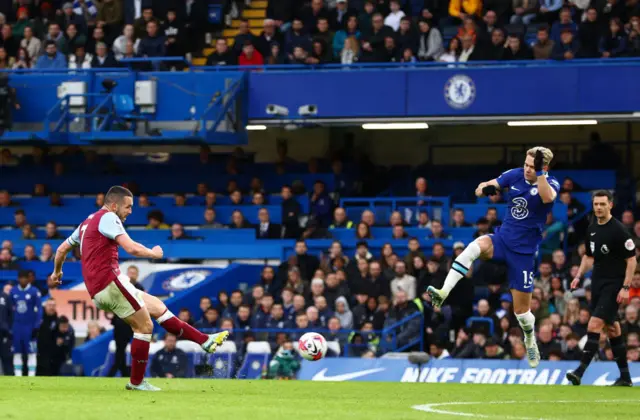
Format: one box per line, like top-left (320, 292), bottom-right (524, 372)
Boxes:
top-left (156, 309), bottom-right (174, 324)
top-left (516, 311), bottom-right (536, 346)
top-left (441, 242), bottom-right (481, 294)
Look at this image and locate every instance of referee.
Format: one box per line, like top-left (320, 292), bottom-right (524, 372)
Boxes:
top-left (566, 190), bottom-right (637, 386)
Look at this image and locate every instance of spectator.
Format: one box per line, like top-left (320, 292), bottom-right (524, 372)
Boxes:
top-left (91, 42), bottom-right (118, 68)
top-left (621, 305), bottom-right (640, 336)
top-left (46, 23), bottom-right (68, 55)
top-left (360, 13), bottom-right (393, 62)
top-left (233, 19), bottom-right (258, 55)
top-left (58, 2), bottom-right (87, 34)
top-left (134, 7), bottom-right (156, 39)
top-left (629, 25), bottom-right (640, 56)
top-left (35, 300), bottom-right (57, 376)
top-left (448, 0), bottom-right (483, 25)
top-left (256, 208), bottom-right (281, 239)
top-left (384, 290), bottom-right (420, 348)
top-left (313, 17), bottom-right (334, 55)
top-left (308, 39), bottom-right (332, 63)
top-left (267, 342), bottom-right (300, 379)
top-left (238, 41), bottom-right (264, 66)
top-left (390, 260), bottom-right (416, 300)
top-left (427, 220), bottom-right (451, 240)
top-left (230, 210), bottom-right (251, 229)
top-left (284, 18), bottom-right (312, 56)
top-left (202, 208), bottom-right (225, 228)
top-left (533, 26), bottom-right (555, 60)
top-left (14, 209), bottom-right (27, 229)
top-left (310, 180), bottom-right (332, 227)
top-left (150, 333), bottom-right (188, 378)
top-left (333, 15), bottom-right (360, 57)
top-left (84, 320), bottom-right (104, 343)
top-left (20, 27), bottom-right (41, 60)
top-left (459, 35), bottom-right (483, 61)
top-left (474, 217), bottom-right (492, 238)
top-left (502, 35), bottom-right (533, 60)
top-left (339, 35), bottom-right (359, 63)
top-left (537, 324), bottom-right (561, 360)
top-left (169, 223), bottom-right (191, 240)
top-left (0, 47), bottom-right (12, 69)
top-left (301, 0), bottom-right (330, 33)
top-left (360, 209), bottom-right (376, 227)
top-left (97, 0), bottom-right (123, 34)
top-left (600, 17), bottom-right (627, 58)
top-left (21, 224), bottom-right (36, 240)
top-left (74, 0), bottom-right (98, 25)
top-left (1, 25), bottom-right (19, 58)
top-left (482, 338), bottom-right (507, 359)
top-left (536, 0), bottom-right (563, 25)
top-left (550, 8), bottom-right (577, 43)
top-left (484, 28), bottom-right (505, 60)
top-left (266, 42), bottom-right (288, 64)
top-left (551, 29), bottom-right (580, 60)
top-left (280, 185), bottom-right (301, 239)
top-left (20, 245), bottom-right (37, 261)
top-left (577, 8), bottom-right (602, 58)
top-left (51, 316), bottom-right (75, 376)
top-left (384, 0), bottom-right (406, 31)
top-left (146, 210), bottom-right (170, 229)
top-left (417, 211), bottom-right (431, 229)
top-left (451, 208), bottom-right (471, 227)
top-left (139, 20), bottom-right (166, 63)
top-left (40, 243), bottom-right (53, 262)
top-left (65, 24), bottom-right (86, 54)
top-left (330, 207), bottom-right (353, 229)
top-left (113, 24), bottom-right (140, 61)
top-left (511, 0), bottom-right (539, 24)
top-left (162, 9), bottom-right (185, 66)
top-left (0, 249), bottom-right (17, 270)
top-left (45, 221), bottom-right (63, 240)
top-left (256, 19), bottom-right (283, 58)
top-left (95, 193), bottom-right (105, 208)
top-left (35, 40), bottom-right (67, 69)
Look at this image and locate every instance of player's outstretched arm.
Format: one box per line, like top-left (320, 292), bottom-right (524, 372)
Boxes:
top-left (115, 234), bottom-right (163, 259)
top-left (475, 179), bottom-right (500, 197)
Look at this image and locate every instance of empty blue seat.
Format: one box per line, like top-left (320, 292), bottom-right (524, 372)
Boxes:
top-left (236, 342), bottom-right (271, 379)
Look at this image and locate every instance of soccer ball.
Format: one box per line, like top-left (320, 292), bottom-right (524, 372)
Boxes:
top-left (297, 332), bottom-right (328, 361)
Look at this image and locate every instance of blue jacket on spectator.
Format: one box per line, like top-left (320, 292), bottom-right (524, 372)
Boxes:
top-left (550, 21), bottom-right (577, 43)
top-left (284, 28), bottom-right (312, 55)
top-left (35, 52), bottom-right (67, 69)
top-left (311, 191), bottom-right (333, 227)
top-left (150, 348), bottom-right (188, 378)
top-left (318, 308), bottom-right (334, 327)
top-left (599, 32), bottom-right (627, 57)
top-left (139, 34), bottom-right (167, 57)
top-left (333, 30), bottom-right (361, 58)
top-left (264, 315), bottom-right (292, 330)
top-left (194, 318), bottom-right (217, 331)
top-left (251, 308), bottom-right (271, 329)
top-left (551, 38), bottom-right (581, 60)
top-left (539, 0), bottom-right (563, 13)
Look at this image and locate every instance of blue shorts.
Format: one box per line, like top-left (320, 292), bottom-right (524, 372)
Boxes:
top-left (490, 232), bottom-right (536, 293)
top-left (11, 327), bottom-right (32, 354)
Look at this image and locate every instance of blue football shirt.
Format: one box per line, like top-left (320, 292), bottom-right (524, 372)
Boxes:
top-left (496, 168), bottom-right (561, 254)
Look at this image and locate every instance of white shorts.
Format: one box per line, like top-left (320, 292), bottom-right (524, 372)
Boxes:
top-left (92, 274), bottom-right (145, 319)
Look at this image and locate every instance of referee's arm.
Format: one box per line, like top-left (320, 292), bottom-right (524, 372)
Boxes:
top-left (571, 254), bottom-right (594, 290)
top-left (617, 256), bottom-right (638, 304)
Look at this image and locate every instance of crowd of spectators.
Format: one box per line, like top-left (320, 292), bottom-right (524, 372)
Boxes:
top-left (207, 0), bottom-right (640, 66)
top-left (0, 0), bottom-right (212, 70)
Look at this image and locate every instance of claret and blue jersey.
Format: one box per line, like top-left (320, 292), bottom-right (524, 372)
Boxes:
top-left (490, 167), bottom-right (561, 292)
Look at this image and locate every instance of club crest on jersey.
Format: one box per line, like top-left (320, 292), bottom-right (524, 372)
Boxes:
top-left (590, 241), bottom-right (595, 254)
top-left (530, 188), bottom-right (538, 196)
top-left (601, 244), bottom-right (610, 254)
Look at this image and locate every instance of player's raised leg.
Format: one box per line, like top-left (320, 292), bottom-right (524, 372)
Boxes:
top-left (141, 292), bottom-right (229, 353)
top-left (427, 235), bottom-right (491, 308)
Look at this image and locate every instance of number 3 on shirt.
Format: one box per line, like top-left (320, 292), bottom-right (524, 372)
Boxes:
top-left (522, 270), bottom-right (533, 288)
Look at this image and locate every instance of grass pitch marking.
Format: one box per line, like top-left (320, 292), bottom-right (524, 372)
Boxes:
top-left (411, 399), bottom-right (637, 420)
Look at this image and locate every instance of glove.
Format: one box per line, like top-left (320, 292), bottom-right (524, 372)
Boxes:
top-left (482, 185), bottom-right (498, 196)
top-left (534, 149), bottom-right (545, 174)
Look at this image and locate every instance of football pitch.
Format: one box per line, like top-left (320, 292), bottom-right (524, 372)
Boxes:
top-left (0, 377), bottom-right (637, 420)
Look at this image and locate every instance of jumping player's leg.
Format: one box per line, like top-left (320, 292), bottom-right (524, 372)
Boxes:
top-left (427, 235), bottom-right (493, 308)
top-left (141, 292), bottom-right (229, 352)
top-left (606, 322), bottom-right (632, 386)
top-left (566, 316), bottom-right (604, 385)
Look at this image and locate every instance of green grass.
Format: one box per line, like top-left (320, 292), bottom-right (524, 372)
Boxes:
top-left (0, 377), bottom-right (637, 420)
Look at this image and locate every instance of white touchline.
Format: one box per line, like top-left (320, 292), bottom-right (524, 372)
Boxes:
top-left (411, 399), bottom-right (637, 420)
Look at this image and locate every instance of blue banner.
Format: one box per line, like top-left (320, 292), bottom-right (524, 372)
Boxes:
top-left (298, 358), bottom-right (640, 386)
top-left (142, 267), bottom-right (221, 296)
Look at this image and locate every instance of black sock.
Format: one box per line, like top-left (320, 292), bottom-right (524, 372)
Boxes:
top-left (610, 336), bottom-right (631, 382)
top-left (575, 332), bottom-right (600, 376)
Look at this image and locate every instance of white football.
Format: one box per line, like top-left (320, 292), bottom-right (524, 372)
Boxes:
top-left (297, 332), bottom-right (328, 361)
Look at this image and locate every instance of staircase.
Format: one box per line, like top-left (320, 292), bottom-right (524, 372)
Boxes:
top-left (192, 0), bottom-right (268, 66)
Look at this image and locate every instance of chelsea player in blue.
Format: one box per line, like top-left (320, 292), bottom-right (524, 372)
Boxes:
top-left (11, 271), bottom-right (42, 376)
top-left (428, 148), bottom-right (560, 368)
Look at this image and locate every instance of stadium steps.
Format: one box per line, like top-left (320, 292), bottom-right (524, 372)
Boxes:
top-left (193, 0), bottom-right (267, 66)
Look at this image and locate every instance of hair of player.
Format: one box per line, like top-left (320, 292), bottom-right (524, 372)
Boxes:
top-left (526, 146), bottom-right (554, 166)
top-left (592, 189), bottom-right (613, 202)
top-left (104, 185), bottom-right (133, 205)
